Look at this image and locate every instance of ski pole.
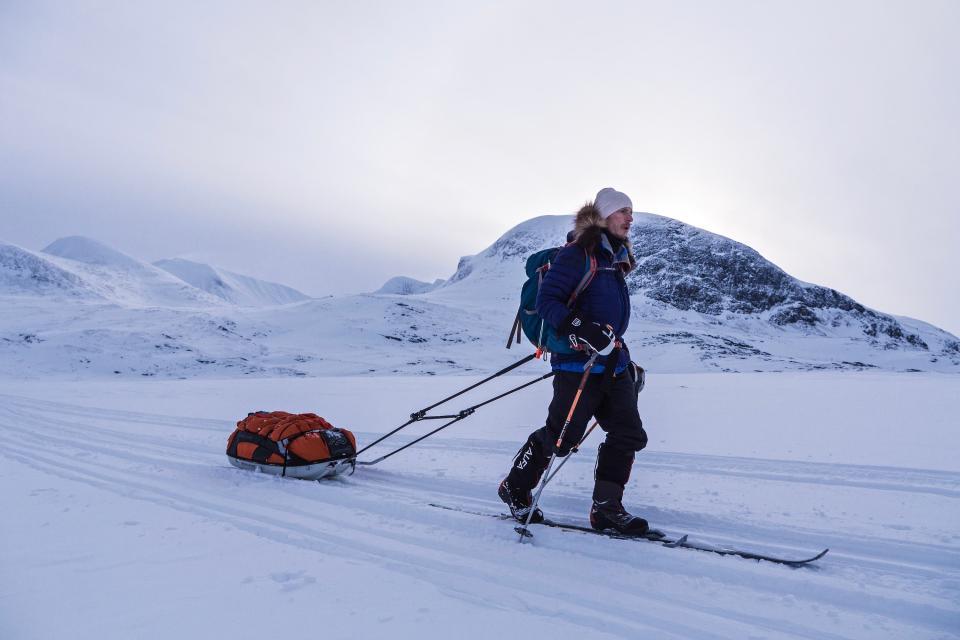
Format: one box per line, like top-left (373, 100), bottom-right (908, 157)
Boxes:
top-left (542, 419), bottom-right (598, 485)
top-left (357, 371), bottom-right (554, 466)
top-left (356, 353), bottom-right (537, 456)
top-left (542, 359), bottom-right (642, 484)
top-left (517, 350), bottom-right (599, 542)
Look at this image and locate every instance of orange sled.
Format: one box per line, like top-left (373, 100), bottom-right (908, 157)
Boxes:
top-left (226, 411), bottom-right (357, 480)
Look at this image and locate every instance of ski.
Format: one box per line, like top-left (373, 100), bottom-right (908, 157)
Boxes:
top-left (429, 503), bottom-right (829, 567)
top-left (430, 502), bottom-right (667, 541)
top-left (669, 536), bottom-right (829, 566)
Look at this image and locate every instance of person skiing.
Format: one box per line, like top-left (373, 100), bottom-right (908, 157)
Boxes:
top-left (499, 187), bottom-right (650, 534)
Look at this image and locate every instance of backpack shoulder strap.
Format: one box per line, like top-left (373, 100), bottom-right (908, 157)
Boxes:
top-left (506, 308), bottom-right (522, 349)
top-left (566, 247), bottom-right (598, 307)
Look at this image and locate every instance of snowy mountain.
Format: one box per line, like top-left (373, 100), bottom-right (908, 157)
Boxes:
top-left (154, 258), bottom-right (310, 306)
top-left (37, 236), bottom-right (224, 307)
top-left (0, 235), bottom-right (489, 378)
top-left (426, 215), bottom-right (960, 373)
top-left (375, 276), bottom-right (445, 295)
top-left (44, 235), bottom-right (145, 270)
top-left (1, 216), bottom-right (957, 379)
top-left (0, 241), bottom-right (98, 299)
top-left (627, 215), bottom-right (930, 346)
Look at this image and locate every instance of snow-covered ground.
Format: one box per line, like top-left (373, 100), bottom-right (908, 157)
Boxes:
top-left (3, 371), bottom-right (958, 639)
top-left (3, 218), bottom-right (958, 638)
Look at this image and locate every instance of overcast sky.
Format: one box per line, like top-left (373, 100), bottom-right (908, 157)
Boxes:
top-left (1, 1), bottom-right (957, 335)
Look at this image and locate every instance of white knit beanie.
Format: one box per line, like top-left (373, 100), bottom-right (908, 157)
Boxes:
top-left (594, 187), bottom-right (633, 219)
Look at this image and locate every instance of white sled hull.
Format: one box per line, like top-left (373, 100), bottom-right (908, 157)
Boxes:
top-left (227, 455), bottom-right (355, 480)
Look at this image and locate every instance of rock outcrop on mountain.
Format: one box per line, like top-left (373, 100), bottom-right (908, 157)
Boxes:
top-left (626, 214), bottom-right (929, 350)
top-left (429, 214), bottom-right (958, 369)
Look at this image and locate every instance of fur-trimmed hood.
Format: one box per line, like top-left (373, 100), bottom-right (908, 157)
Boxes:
top-left (571, 203), bottom-right (636, 273)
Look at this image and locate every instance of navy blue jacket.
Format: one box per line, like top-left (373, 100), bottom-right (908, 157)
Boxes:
top-left (536, 232), bottom-right (632, 374)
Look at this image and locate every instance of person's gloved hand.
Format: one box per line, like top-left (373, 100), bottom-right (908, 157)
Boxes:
top-left (564, 315), bottom-right (617, 356)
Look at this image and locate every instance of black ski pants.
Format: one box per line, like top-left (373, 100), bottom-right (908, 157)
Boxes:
top-left (507, 369), bottom-right (647, 492)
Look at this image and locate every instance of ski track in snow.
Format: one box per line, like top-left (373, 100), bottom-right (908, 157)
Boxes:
top-left (2, 393), bottom-right (959, 639)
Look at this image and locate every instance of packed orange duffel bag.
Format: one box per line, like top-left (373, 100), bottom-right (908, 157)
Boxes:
top-left (226, 411), bottom-right (357, 480)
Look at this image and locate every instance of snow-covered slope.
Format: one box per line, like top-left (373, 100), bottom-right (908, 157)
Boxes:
top-left (154, 258), bottom-right (309, 306)
top-left (38, 236), bottom-right (223, 307)
top-left (0, 241), bottom-right (100, 299)
top-left (44, 235), bottom-right (145, 270)
top-left (375, 275), bottom-right (445, 295)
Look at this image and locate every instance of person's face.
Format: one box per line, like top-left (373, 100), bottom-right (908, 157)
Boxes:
top-left (606, 207), bottom-right (633, 239)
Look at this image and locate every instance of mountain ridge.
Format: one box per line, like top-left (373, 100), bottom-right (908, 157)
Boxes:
top-left (431, 214), bottom-right (949, 351)
top-left (154, 258), bottom-right (310, 306)
top-left (1, 218), bottom-right (956, 379)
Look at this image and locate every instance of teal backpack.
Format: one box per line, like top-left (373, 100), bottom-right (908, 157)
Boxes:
top-left (507, 245), bottom-right (598, 356)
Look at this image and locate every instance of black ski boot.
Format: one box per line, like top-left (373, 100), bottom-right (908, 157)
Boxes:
top-left (498, 479), bottom-right (544, 524)
top-left (589, 500), bottom-right (649, 534)
top-left (499, 433), bottom-right (548, 523)
top-left (590, 479), bottom-right (648, 535)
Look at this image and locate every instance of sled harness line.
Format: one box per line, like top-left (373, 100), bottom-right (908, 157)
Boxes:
top-left (355, 353), bottom-right (552, 466)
